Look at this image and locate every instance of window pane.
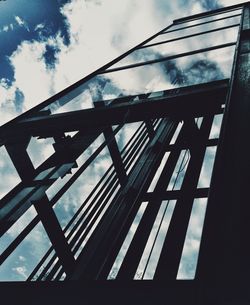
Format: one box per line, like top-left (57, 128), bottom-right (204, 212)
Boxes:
top-left (144, 15), bottom-right (240, 46)
top-left (169, 8), bottom-right (242, 31)
top-left (102, 47), bottom-right (234, 98)
top-left (43, 46), bottom-right (234, 115)
top-left (111, 27), bottom-right (237, 69)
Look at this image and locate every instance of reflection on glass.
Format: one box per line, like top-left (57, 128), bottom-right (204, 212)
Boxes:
top-left (111, 27), bottom-right (238, 69)
top-left (43, 46), bottom-right (234, 115)
top-left (144, 15), bottom-right (240, 46)
top-left (169, 9), bottom-right (242, 32)
top-left (43, 76), bottom-right (122, 115)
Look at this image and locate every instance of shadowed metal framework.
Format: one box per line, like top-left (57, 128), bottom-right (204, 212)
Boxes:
top-left (0, 2), bottom-right (250, 304)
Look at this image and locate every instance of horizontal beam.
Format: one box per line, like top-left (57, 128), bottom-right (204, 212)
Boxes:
top-left (0, 80), bottom-right (228, 140)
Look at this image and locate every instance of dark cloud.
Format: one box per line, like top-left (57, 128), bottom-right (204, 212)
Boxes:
top-left (184, 59), bottom-right (224, 84)
top-left (43, 44), bottom-right (60, 69)
top-left (14, 87), bottom-right (24, 112)
top-left (198, 0), bottom-right (222, 10)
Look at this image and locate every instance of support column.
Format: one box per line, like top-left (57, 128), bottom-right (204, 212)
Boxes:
top-left (196, 4), bottom-right (250, 301)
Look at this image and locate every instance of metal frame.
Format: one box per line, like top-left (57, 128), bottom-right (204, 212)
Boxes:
top-left (0, 2), bottom-right (250, 304)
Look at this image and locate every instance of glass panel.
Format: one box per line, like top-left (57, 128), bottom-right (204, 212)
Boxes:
top-left (148, 152), bottom-right (170, 192)
top-left (111, 27), bottom-right (238, 69)
top-left (26, 137), bottom-right (55, 169)
top-left (197, 146), bottom-right (217, 188)
top-left (177, 197), bottom-right (207, 279)
top-left (172, 8), bottom-right (242, 29)
top-left (43, 76), bottom-right (122, 115)
top-left (101, 46), bottom-right (234, 98)
top-left (34, 167), bottom-right (56, 180)
top-left (167, 149), bottom-right (190, 191)
top-left (107, 202), bottom-right (148, 280)
top-left (134, 200), bottom-right (176, 280)
top-left (144, 15), bottom-right (240, 46)
top-left (0, 222), bottom-right (51, 281)
top-left (209, 114), bottom-right (223, 139)
top-left (0, 146), bottom-right (21, 200)
top-left (42, 45), bottom-right (234, 115)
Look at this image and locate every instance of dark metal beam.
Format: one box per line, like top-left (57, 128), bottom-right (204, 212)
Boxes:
top-left (0, 80), bottom-right (227, 141)
top-left (33, 196), bottom-right (76, 276)
top-left (5, 137), bottom-right (35, 181)
top-left (154, 116), bottom-right (213, 280)
top-left (196, 4), bottom-right (250, 298)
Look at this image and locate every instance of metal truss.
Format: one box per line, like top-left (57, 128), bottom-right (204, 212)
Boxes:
top-left (0, 2), bottom-right (249, 304)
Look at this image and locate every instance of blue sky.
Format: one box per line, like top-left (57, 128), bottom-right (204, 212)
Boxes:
top-left (0, 0), bottom-right (242, 125)
top-left (0, 0), bottom-right (244, 281)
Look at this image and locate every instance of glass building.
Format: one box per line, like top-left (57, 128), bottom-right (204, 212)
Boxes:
top-left (0, 1), bottom-right (250, 304)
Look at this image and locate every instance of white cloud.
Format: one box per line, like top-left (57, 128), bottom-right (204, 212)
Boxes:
top-left (34, 23), bottom-right (45, 31)
top-left (15, 15), bottom-right (30, 31)
top-left (12, 266), bottom-right (28, 279)
top-left (3, 25), bottom-right (9, 32)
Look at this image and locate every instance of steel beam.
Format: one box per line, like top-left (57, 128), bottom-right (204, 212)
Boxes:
top-left (196, 4), bottom-right (250, 301)
top-left (0, 80), bottom-right (227, 141)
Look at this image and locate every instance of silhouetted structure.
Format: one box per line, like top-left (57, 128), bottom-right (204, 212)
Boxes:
top-left (0, 2), bottom-right (250, 304)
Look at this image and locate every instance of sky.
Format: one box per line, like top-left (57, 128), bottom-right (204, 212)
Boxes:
top-left (0, 0), bottom-right (245, 281)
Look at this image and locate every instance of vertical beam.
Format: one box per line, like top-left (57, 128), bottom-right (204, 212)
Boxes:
top-left (33, 196), bottom-right (76, 277)
top-left (5, 137), bottom-right (35, 181)
top-left (69, 119), bottom-right (176, 280)
top-left (154, 116), bottom-right (213, 280)
top-left (94, 101), bottom-right (127, 186)
top-left (103, 126), bottom-right (128, 185)
top-left (113, 122), bottom-right (187, 279)
top-left (196, 4), bottom-right (250, 299)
